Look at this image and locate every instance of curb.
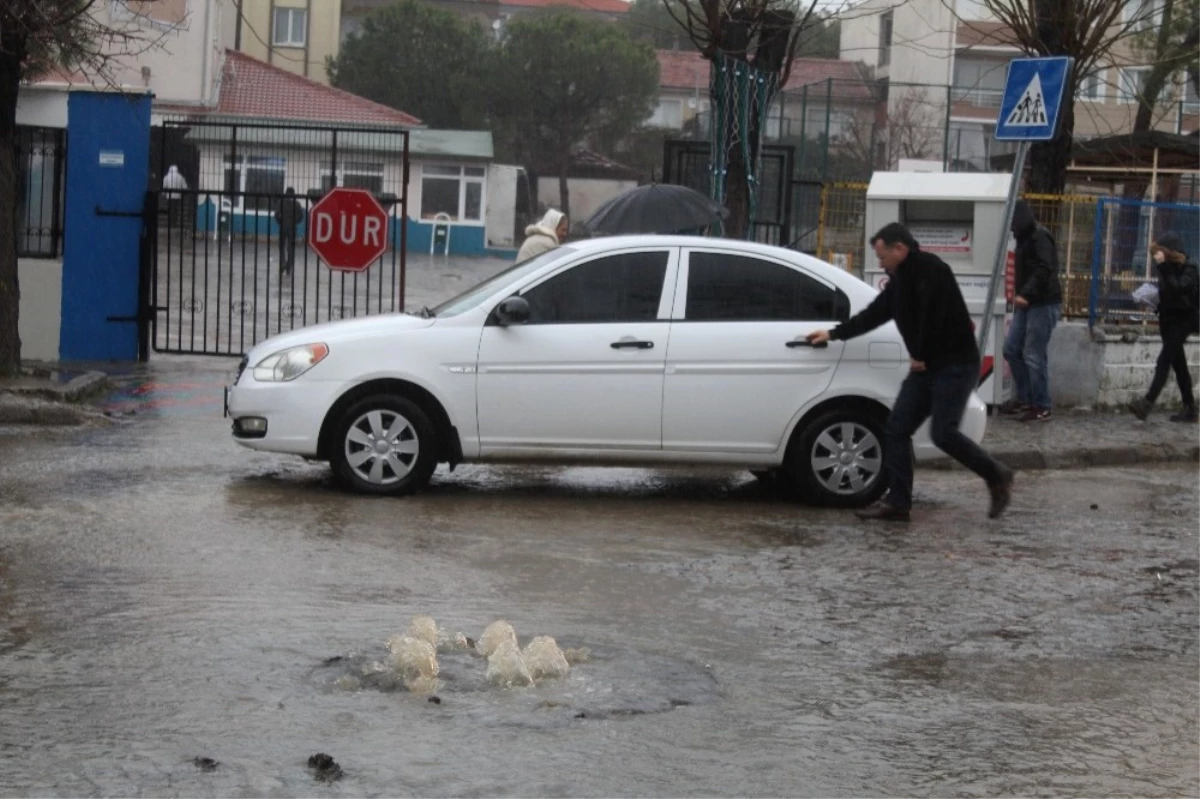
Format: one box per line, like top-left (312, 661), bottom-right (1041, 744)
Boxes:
top-left (0, 398), bottom-right (93, 426)
top-left (923, 444), bottom-right (1200, 471)
top-left (0, 371), bottom-right (109, 403)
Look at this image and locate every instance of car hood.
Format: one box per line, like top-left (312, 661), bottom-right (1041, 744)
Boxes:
top-left (244, 313), bottom-right (435, 364)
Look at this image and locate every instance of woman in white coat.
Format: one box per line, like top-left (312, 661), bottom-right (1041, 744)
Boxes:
top-left (515, 209), bottom-right (568, 263)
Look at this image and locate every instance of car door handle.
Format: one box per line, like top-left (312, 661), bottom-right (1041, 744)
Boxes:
top-left (786, 339), bottom-right (828, 349)
top-left (611, 339), bottom-right (654, 350)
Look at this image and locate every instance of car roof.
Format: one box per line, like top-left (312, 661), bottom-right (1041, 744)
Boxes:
top-left (564, 234), bottom-right (800, 258)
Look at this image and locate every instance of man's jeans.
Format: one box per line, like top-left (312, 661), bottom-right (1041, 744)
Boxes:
top-left (1004, 303), bottom-right (1060, 409)
top-left (883, 362), bottom-right (1006, 511)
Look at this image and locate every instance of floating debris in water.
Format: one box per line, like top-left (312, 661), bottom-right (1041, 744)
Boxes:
top-left (307, 753), bottom-right (343, 782)
top-left (428, 695), bottom-right (442, 705)
top-left (523, 635), bottom-right (570, 680)
top-left (193, 757), bottom-right (219, 772)
top-left (478, 620), bottom-right (518, 657)
top-left (486, 639), bottom-right (534, 687)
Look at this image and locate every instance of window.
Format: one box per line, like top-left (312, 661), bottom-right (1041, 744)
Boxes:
top-left (1124, 0), bottom-right (1163, 30)
top-left (686, 253), bottom-right (849, 321)
top-left (878, 10), bottom-right (893, 68)
top-left (521, 252), bottom-right (669, 324)
top-left (802, 106), bottom-right (851, 138)
top-left (648, 98), bottom-right (684, 129)
top-left (953, 59), bottom-right (1008, 105)
top-left (420, 164), bottom-right (486, 222)
top-left (320, 161), bottom-right (384, 194)
top-left (224, 155), bottom-right (287, 213)
top-left (1077, 69), bottom-right (1106, 101)
top-left (955, 0), bottom-right (993, 20)
top-left (273, 7), bottom-right (307, 47)
top-left (1181, 76), bottom-right (1199, 114)
top-left (1117, 67), bottom-right (1150, 104)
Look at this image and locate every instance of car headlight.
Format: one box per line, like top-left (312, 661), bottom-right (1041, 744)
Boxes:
top-left (252, 343), bottom-right (329, 382)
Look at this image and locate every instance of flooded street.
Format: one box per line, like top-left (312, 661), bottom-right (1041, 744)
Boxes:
top-left (0, 357), bottom-right (1196, 797)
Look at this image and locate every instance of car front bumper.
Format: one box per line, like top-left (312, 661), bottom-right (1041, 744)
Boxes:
top-left (226, 375), bottom-right (344, 457)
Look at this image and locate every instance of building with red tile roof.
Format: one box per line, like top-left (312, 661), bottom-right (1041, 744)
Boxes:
top-left (652, 49), bottom-right (876, 138)
top-left (159, 50), bottom-right (421, 127)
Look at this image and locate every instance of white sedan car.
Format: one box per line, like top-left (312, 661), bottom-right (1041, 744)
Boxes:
top-left (226, 236), bottom-right (987, 506)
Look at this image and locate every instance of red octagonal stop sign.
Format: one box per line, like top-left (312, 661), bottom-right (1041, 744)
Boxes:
top-left (308, 188), bottom-right (389, 272)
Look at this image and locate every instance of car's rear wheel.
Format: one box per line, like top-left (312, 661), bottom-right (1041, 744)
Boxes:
top-left (786, 409), bottom-right (887, 508)
top-left (330, 394), bottom-right (437, 496)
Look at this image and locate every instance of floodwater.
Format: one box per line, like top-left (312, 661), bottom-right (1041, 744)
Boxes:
top-left (0, 357), bottom-right (1196, 797)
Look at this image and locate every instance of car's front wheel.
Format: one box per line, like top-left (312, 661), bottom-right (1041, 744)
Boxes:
top-left (786, 410), bottom-right (887, 507)
top-left (330, 394), bottom-right (437, 496)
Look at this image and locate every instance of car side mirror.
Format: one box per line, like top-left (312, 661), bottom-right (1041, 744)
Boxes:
top-left (494, 295), bottom-right (530, 327)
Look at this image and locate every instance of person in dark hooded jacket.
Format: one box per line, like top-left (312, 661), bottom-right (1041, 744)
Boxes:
top-left (1128, 232), bottom-right (1199, 423)
top-left (1002, 200), bottom-right (1063, 422)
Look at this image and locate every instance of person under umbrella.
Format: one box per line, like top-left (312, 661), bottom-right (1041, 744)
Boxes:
top-left (516, 209), bottom-right (568, 264)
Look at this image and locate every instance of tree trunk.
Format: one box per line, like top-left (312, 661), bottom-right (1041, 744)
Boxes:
top-left (557, 151), bottom-right (571, 229)
top-left (724, 149), bottom-right (750, 239)
top-left (0, 37), bottom-right (25, 376)
top-left (1026, 102), bottom-right (1072, 195)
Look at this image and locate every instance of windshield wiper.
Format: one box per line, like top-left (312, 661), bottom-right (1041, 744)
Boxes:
top-left (417, 306), bottom-right (436, 318)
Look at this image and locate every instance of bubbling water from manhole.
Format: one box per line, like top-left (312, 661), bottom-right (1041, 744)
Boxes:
top-left (311, 614), bottom-right (719, 720)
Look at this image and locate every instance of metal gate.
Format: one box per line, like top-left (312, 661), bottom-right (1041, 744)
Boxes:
top-left (147, 118), bottom-right (410, 356)
top-left (661, 139), bottom-right (794, 246)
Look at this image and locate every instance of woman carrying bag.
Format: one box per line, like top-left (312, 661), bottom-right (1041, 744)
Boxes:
top-left (1128, 232), bottom-right (1200, 423)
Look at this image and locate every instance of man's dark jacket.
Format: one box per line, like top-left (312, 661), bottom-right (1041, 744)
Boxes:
top-left (1157, 258), bottom-right (1200, 333)
top-left (1012, 201), bottom-right (1063, 306)
top-left (830, 247), bottom-right (979, 370)
top-left (275, 196), bottom-right (304, 232)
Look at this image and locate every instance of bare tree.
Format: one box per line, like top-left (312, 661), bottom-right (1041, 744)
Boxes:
top-left (1, 1), bottom-right (163, 374)
top-left (837, 86), bottom-right (944, 173)
top-left (949, 0), bottom-right (1162, 194)
top-left (1129, 0), bottom-right (1199, 136)
top-left (659, 0), bottom-right (827, 237)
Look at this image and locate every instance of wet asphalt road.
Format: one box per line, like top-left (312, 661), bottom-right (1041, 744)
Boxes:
top-left (0, 356), bottom-right (1197, 797)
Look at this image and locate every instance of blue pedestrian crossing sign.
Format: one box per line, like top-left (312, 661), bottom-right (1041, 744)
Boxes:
top-left (994, 57), bottom-right (1072, 141)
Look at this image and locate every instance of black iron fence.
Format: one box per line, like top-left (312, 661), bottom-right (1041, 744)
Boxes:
top-left (149, 118), bottom-right (411, 356)
top-left (16, 125), bottom-right (66, 258)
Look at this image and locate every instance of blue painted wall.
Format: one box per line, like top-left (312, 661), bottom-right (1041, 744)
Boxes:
top-left (59, 92), bottom-right (152, 361)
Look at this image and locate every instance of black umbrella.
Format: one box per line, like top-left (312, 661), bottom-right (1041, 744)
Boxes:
top-left (583, 183), bottom-right (728, 235)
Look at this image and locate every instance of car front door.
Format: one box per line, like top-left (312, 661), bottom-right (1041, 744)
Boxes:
top-left (662, 248), bottom-right (849, 454)
top-left (475, 248), bottom-right (676, 453)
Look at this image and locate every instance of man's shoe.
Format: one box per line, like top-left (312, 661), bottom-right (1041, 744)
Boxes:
top-left (855, 502), bottom-right (911, 522)
top-left (1127, 397), bottom-right (1152, 421)
top-left (1169, 407), bottom-right (1198, 423)
top-left (1019, 407), bottom-right (1051, 422)
top-left (988, 467), bottom-right (1014, 519)
top-left (998, 400), bottom-right (1028, 416)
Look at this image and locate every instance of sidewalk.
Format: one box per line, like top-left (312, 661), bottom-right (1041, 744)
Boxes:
top-left (1, 363), bottom-right (1195, 471)
top-left (929, 409), bottom-right (1199, 471)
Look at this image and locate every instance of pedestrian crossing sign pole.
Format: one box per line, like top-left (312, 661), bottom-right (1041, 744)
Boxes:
top-left (978, 56), bottom-right (1073, 361)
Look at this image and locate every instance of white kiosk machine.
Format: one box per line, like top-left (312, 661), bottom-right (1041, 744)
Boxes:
top-left (864, 172), bottom-right (1013, 406)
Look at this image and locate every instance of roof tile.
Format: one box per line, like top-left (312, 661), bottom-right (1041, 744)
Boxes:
top-left (656, 49), bottom-right (874, 100)
top-left (210, 50), bottom-right (421, 126)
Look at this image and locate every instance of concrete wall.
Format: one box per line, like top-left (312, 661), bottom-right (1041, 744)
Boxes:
top-left (17, 259), bottom-right (63, 362)
top-left (104, 0), bottom-right (230, 106)
top-left (1049, 322), bottom-right (1200, 410)
top-left (236, 0), bottom-right (343, 83)
top-left (485, 165), bottom-right (519, 250)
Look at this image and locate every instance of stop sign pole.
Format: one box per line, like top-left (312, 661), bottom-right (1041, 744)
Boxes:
top-left (308, 188), bottom-right (389, 272)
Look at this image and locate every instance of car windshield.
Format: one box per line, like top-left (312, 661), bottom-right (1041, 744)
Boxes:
top-left (429, 247), bottom-right (577, 318)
